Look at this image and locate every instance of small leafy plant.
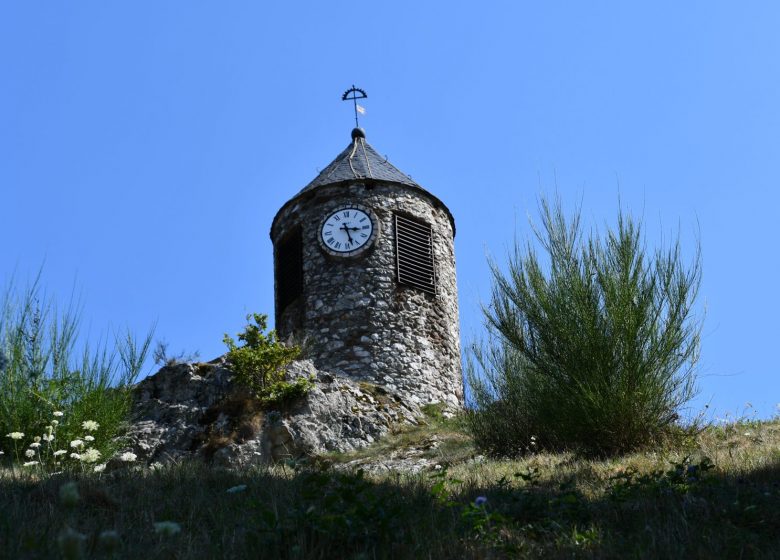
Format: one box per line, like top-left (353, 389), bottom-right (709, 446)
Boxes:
top-left (223, 314), bottom-right (308, 405)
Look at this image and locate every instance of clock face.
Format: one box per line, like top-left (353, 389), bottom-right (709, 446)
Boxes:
top-left (319, 205), bottom-right (377, 256)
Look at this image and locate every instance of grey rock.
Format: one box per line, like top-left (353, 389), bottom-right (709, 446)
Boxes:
top-left (112, 359), bottom-right (422, 469)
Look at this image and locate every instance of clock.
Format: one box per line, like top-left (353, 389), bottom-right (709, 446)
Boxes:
top-left (319, 204), bottom-right (378, 257)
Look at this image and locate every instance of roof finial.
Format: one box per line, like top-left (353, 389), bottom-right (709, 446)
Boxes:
top-left (342, 85), bottom-right (367, 130)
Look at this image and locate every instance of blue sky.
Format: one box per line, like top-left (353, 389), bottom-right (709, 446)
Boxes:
top-left (2, 2), bottom-right (778, 420)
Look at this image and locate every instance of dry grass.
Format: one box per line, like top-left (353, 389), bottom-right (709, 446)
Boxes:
top-left (1, 418), bottom-right (779, 559)
top-left (323, 403), bottom-right (476, 467)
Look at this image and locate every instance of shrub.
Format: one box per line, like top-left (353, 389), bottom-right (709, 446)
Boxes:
top-left (223, 314), bottom-right (307, 405)
top-left (467, 196), bottom-right (702, 455)
top-left (0, 272), bottom-right (152, 466)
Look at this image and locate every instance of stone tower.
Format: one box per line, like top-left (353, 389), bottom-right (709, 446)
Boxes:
top-left (270, 128), bottom-right (462, 407)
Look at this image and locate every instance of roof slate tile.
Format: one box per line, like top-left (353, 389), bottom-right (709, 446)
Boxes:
top-left (298, 137), bottom-right (418, 194)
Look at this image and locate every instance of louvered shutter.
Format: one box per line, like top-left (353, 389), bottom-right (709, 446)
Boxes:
top-left (395, 214), bottom-right (436, 295)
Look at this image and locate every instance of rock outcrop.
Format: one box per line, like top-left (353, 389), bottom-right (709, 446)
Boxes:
top-left (112, 358), bottom-right (422, 469)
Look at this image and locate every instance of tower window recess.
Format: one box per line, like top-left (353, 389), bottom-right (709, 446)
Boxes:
top-left (395, 214), bottom-right (436, 295)
top-left (275, 227), bottom-right (304, 312)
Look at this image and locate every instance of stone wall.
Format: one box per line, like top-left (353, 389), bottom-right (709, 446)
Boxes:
top-left (271, 180), bottom-right (463, 408)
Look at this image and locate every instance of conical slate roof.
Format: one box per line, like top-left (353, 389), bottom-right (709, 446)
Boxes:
top-left (271, 128), bottom-right (455, 237)
top-left (297, 128), bottom-right (419, 194)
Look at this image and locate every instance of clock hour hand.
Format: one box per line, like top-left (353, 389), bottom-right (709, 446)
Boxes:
top-left (340, 223), bottom-right (354, 244)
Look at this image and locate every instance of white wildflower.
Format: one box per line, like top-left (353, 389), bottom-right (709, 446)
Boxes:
top-left (53, 411), bottom-right (64, 417)
top-left (70, 453), bottom-right (81, 460)
top-left (84, 435), bottom-right (95, 442)
top-left (119, 452), bottom-right (137, 462)
top-left (28, 442), bottom-right (41, 448)
top-left (6, 432), bottom-right (24, 440)
top-left (52, 420), bottom-right (59, 426)
top-left (70, 439), bottom-right (84, 448)
top-left (80, 448), bottom-right (101, 463)
top-left (42, 433), bottom-right (55, 442)
top-left (93, 464), bottom-right (106, 473)
top-left (153, 521), bottom-right (181, 537)
top-left (81, 420), bottom-right (99, 432)
top-left (24, 449), bottom-right (36, 458)
top-left (23, 461), bottom-right (38, 467)
top-left (33, 436), bottom-right (41, 443)
top-left (53, 449), bottom-right (67, 456)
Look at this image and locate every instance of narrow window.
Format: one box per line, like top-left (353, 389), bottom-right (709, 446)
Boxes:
top-left (395, 214), bottom-right (436, 295)
top-left (275, 227), bottom-right (304, 314)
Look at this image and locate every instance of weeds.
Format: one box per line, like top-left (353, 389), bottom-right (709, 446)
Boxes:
top-left (607, 455), bottom-right (716, 502)
top-left (152, 339), bottom-right (199, 367)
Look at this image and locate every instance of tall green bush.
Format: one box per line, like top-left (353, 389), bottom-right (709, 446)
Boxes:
top-left (467, 197), bottom-right (702, 456)
top-left (0, 273), bottom-right (152, 464)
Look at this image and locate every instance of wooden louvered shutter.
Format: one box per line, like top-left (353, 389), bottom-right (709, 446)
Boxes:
top-left (395, 214), bottom-right (436, 295)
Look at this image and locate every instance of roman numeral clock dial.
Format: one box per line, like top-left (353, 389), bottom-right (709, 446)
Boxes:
top-left (319, 205), bottom-right (378, 257)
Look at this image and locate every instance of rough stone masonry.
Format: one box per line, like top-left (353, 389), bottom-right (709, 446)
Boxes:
top-left (271, 128), bottom-right (463, 408)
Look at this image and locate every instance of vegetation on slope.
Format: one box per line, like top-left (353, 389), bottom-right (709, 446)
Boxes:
top-left (1, 414), bottom-right (779, 559)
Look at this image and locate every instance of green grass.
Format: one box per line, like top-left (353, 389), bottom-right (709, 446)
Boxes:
top-left (2, 418), bottom-right (779, 559)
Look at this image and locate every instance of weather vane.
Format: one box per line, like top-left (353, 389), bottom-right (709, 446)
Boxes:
top-left (342, 85), bottom-right (367, 128)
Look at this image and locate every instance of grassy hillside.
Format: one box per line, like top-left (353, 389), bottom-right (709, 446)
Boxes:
top-left (2, 414), bottom-right (779, 559)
